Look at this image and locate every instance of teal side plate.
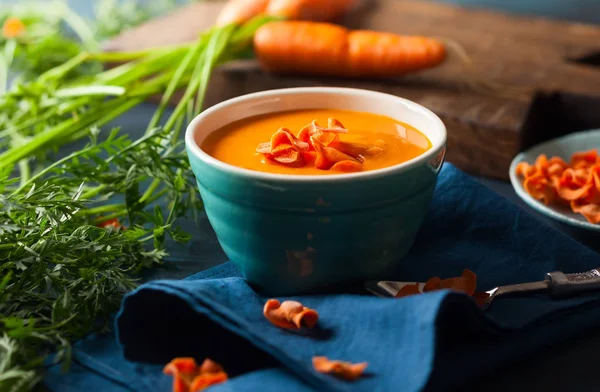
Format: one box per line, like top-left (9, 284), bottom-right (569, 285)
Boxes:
top-left (509, 129), bottom-right (600, 233)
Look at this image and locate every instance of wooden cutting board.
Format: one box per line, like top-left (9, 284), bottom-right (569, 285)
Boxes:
top-left (105, 0), bottom-right (600, 180)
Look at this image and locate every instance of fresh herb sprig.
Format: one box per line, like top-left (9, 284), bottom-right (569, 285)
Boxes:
top-left (0, 14), bottom-right (264, 183)
top-left (0, 14), bottom-right (277, 392)
top-left (0, 128), bottom-right (186, 392)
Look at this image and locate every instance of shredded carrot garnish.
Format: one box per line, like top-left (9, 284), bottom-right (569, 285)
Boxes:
top-left (515, 149), bottom-right (600, 224)
top-left (312, 356), bottom-right (368, 381)
top-left (2, 17), bottom-right (25, 39)
top-left (256, 118), bottom-right (382, 172)
top-left (263, 299), bottom-right (319, 329)
top-left (164, 358), bottom-right (228, 392)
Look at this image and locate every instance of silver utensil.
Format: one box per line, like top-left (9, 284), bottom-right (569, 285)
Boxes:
top-left (365, 268), bottom-right (600, 309)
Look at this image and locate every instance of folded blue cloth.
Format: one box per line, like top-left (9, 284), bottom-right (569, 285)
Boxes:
top-left (45, 163), bottom-right (600, 391)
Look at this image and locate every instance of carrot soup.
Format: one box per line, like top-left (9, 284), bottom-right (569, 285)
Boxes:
top-left (201, 109), bottom-right (431, 175)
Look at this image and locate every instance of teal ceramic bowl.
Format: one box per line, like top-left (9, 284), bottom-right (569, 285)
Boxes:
top-left (185, 87), bottom-right (447, 295)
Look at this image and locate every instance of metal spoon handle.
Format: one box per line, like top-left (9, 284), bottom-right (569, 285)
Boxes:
top-left (546, 269), bottom-right (600, 297)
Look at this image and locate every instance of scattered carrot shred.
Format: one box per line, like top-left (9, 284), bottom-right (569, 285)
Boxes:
top-left (198, 359), bottom-right (224, 374)
top-left (263, 299), bottom-right (319, 329)
top-left (394, 269), bottom-right (488, 306)
top-left (312, 356), bottom-right (368, 381)
top-left (96, 218), bottom-right (126, 231)
top-left (2, 17), bottom-right (25, 39)
top-left (515, 149), bottom-right (600, 224)
top-left (394, 283), bottom-right (421, 298)
top-left (164, 358), bottom-right (228, 392)
top-left (256, 117), bottom-right (382, 172)
top-left (435, 269), bottom-right (477, 296)
top-left (189, 372), bottom-right (229, 392)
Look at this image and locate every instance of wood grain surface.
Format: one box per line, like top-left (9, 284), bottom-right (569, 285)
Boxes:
top-left (104, 0), bottom-right (600, 180)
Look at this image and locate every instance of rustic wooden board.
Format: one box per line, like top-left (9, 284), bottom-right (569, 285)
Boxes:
top-left (104, 0), bottom-right (600, 180)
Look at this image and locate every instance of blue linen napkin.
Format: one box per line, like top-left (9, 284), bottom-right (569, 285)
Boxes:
top-left (45, 163), bottom-right (600, 391)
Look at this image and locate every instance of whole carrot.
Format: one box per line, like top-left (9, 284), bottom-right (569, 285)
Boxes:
top-left (216, 0), bottom-right (270, 26)
top-left (266, 0), bottom-right (356, 21)
top-left (253, 21), bottom-right (447, 78)
top-left (216, 0), bottom-right (356, 26)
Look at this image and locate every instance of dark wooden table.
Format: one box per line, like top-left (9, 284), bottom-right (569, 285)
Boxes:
top-left (19, 1), bottom-right (600, 391)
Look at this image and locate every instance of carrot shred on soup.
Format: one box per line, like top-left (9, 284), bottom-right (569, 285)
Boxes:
top-left (255, 117), bottom-right (383, 173)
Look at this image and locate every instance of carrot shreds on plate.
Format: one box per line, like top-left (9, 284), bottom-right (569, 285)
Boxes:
top-left (312, 356), bottom-right (368, 381)
top-left (515, 149), bottom-right (600, 224)
top-left (263, 299), bottom-right (319, 329)
top-left (164, 358), bottom-right (228, 392)
top-left (256, 117), bottom-right (382, 172)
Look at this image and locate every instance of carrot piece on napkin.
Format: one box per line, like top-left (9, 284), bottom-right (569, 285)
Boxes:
top-left (312, 356), bottom-right (368, 381)
top-left (515, 149), bottom-right (600, 224)
top-left (263, 299), bottom-right (319, 329)
top-left (164, 358), bottom-right (228, 392)
top-left (189, 372), bottom-right (229, 392)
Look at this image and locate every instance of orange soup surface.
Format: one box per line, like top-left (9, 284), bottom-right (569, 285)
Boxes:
top-left (201, 109), bottom-right (431, 175)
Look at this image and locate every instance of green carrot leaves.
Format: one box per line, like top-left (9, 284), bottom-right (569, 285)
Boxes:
top-left (0, 6), bottom-right (277, 390)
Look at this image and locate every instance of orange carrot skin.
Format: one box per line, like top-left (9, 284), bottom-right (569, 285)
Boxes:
top-left (216, 0), bottom-right (356, 26)
top-left (216, 0), bottom-right (270, 26)
top-left (266, 0), bottom-right (356, 21)
top-left (253, 21), bottom-right (447, 78)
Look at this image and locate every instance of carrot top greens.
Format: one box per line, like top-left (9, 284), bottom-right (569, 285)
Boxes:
top-left (0, 4), bottom-right (278, 390)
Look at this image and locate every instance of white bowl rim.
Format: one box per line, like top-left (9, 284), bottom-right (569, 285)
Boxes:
top-left (185, 87), bottom-right (447, 183)
top-left (508, 129), bottom-right (600, 232)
